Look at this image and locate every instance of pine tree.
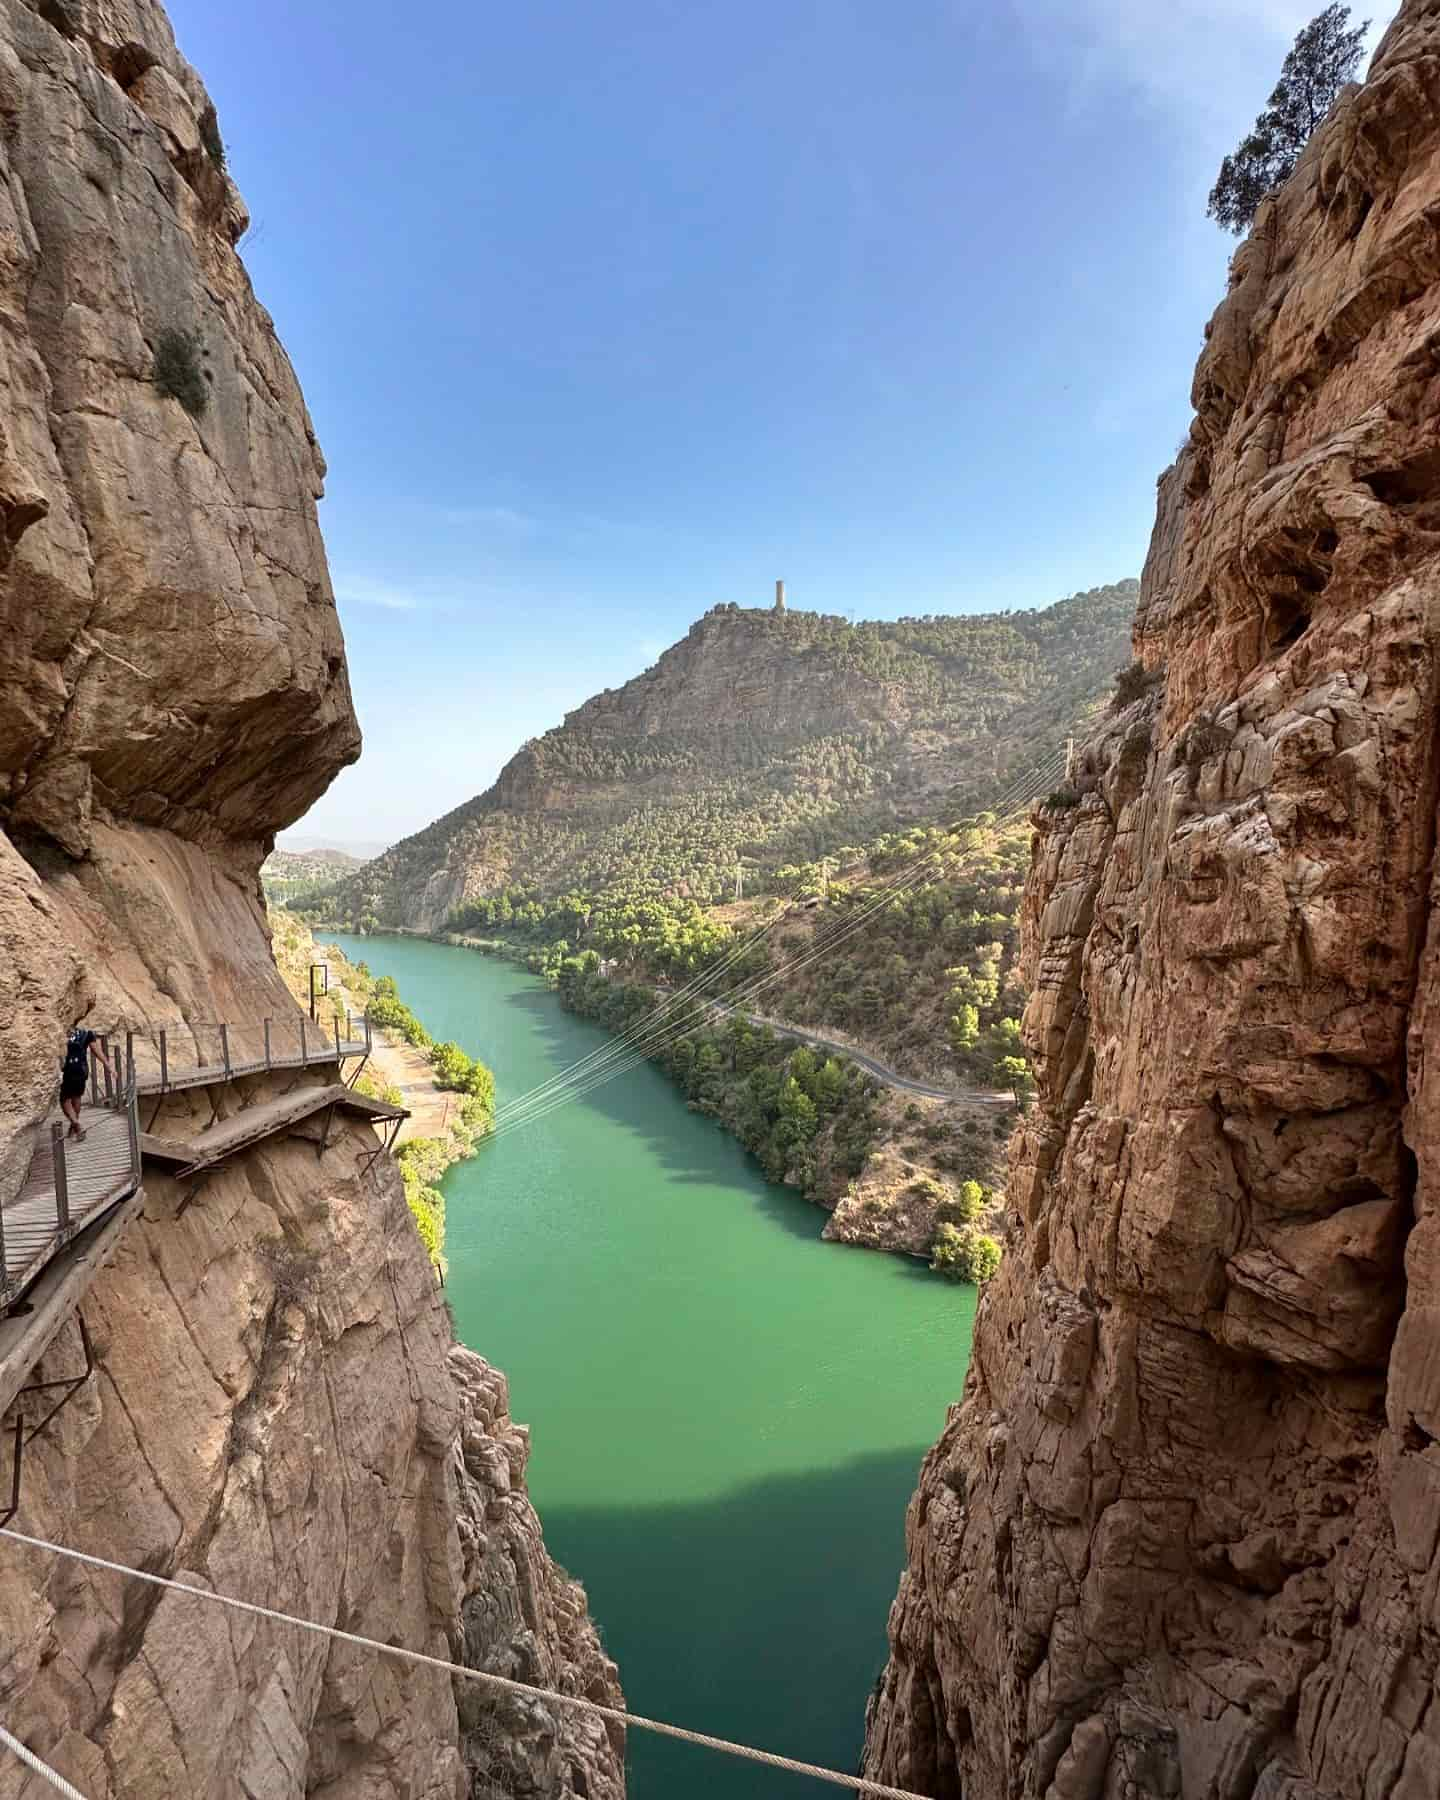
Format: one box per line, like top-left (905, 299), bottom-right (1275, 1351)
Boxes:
top-left (1207, 5), bottom-right (1369, 234)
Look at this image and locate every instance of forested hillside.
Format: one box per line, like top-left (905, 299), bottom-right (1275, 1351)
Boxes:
top-left (306, 582), bottom-right (1135, 930)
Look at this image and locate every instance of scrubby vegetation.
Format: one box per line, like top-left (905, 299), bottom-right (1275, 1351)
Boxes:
top-left (152, 327), bottom-right (208, 417)
top-left (558, 957), bottom-right (882, 1202)
top-left (1111, 659), bottom-right (1164, 711)
top-left (930, 1222), bottom-right (1003, 1283)
top-left (305, 583), bottom-right (1135, 927)
top-left (268, 908), bottom-right (493, 1271)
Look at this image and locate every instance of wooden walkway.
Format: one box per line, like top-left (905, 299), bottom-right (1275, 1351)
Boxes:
top-left (120, 1015), bottom-right (371, 1098)
top-left (0, 1008), bottom-right (407, 1528)
top-left (2, 1102), bottom-right (139, 1313)
top-left (140, 1083), bottom-right (406, 1179)
top-left (2, 1008), bottom-right (386, 1336)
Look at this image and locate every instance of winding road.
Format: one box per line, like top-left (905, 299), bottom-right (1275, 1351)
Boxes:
top-left (701, 999), bottom-right (1012, 1107)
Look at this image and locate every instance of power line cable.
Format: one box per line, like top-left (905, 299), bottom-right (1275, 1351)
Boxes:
top-left (486, 753), bottom-right (1064, 1140)
top-left (486, 753), bottom-right (1065, 1142)
top-left (491, 755), bottom-right (1060, 1132)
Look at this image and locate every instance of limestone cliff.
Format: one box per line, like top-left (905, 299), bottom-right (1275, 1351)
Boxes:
top-left (865, 5), bottom-right (1440, 1795)
top-left (0, 3), bottom-right (622, 1794)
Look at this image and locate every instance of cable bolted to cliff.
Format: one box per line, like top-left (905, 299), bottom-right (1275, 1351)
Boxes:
top-left (1, 1524), bottom-right (935, 1800)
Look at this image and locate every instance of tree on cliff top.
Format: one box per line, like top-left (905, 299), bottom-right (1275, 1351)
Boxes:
top-left (1207, 5), bottom-right (1368, 234)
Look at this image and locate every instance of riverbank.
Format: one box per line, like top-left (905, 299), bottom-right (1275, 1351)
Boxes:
top-left (328, 920), bottom-right (1012, 1273)
top-left (268, 908), bottom-right (494, 1271)
top-left (558, 958), bottom-right (1008, 1279)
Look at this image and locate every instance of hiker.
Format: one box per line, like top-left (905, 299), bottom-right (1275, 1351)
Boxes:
top-left (60, 1025), bottom-right (114, 1141)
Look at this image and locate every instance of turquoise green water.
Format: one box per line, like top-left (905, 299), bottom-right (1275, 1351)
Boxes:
top-left (328, 934), bottom-right (974, 1797)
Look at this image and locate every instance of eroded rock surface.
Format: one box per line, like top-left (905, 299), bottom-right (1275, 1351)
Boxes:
top-left (0, 3), bottom-right (622, 1793)
top-left (864, 5), bottom-right (1440, 1795)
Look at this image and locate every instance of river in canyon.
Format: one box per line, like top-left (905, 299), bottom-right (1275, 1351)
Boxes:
top-left (327, 933), bottom-right (975, 1797)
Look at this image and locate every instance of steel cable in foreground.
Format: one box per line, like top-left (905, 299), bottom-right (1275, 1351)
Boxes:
top-left (1, 1526), bottom-right (932, 1799)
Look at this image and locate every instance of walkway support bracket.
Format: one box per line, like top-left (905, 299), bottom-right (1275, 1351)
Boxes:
top-left (0, 1312), bottom-right (96, 1531)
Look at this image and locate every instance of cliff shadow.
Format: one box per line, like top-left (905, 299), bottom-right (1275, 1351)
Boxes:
top-left (537, 1444), bottom-right (930, 1800)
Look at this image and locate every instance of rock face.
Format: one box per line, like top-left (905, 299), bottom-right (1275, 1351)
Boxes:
top-left (864, 6), bottom-right (1440, 1795)
top-left (0, 4), bottom-right (623, 1794)
top-left (323, 585), bottom-right (1137, 929)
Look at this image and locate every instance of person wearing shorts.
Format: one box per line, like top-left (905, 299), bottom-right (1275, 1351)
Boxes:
top-left (59, 1026), bottom-right (113, 1141)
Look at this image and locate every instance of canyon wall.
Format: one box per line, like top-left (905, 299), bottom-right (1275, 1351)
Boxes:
top-left (0, 3), bottom-right (622, 1794)
top-left (865, 4), bottom-right (1440, 1796)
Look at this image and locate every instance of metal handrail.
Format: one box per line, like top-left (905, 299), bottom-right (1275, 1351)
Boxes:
top-left (0, 1079), bottom-right (141, 1301)
top-left (117, 1012), bottom-right (371, 1095)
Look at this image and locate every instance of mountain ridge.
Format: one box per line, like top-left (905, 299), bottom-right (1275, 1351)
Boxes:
top-left (313, 581), bottom-right (1137, 931)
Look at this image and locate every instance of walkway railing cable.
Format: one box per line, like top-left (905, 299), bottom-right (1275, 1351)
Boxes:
top-left (487, 749), bottom-right (1065, 1142)
top-left (486, 750), bottom-right (1066, 1143)
top-left (0, 1525), bottom-right (930, 1800)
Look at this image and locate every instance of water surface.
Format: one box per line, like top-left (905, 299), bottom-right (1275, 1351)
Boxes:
top-left (329, 933), bottom-right (974, 1797)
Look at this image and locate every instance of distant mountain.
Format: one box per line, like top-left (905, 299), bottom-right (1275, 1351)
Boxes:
top-left (310, 583), bottom-right (1137, 931)
top-left (262, 846), bottom-right (366, 904)
top-left (276, 833), bottom-right (391, 860)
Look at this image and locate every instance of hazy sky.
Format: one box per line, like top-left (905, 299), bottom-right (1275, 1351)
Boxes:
top-left (165, 0), bottom-right (1396, 850)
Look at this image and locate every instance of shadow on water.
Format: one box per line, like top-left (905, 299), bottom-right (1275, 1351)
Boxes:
top-left (495, 982), bottom-right (862, 1250)
top-left (542, 1445), bottom-right (929, 1800)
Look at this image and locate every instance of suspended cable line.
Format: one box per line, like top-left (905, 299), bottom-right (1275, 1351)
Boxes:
top-left (486, 750), bottom-right (1067, 1143)
top-left (487, 749), bottom-right (1065, 1142)
top-left (0, 1526), bottom-right (934, 1800)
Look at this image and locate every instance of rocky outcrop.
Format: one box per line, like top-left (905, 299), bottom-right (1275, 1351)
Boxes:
top-left (864, 5), bottom-right (1440, 1795)
top-left (0, 3), bottom-right (622, 1794)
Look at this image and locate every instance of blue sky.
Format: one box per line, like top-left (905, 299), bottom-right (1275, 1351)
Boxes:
top-left (165, 0), bottom-right (1395, 849)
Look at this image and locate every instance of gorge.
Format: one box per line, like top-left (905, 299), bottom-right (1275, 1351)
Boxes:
top-left (7, 0), bottom-right (1440, 1793)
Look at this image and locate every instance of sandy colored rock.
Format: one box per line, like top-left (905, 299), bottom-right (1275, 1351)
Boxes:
top-left (0, 2), bottom-right (623, 1794)
top-left (864, 3), bottom-right (1440, 1794)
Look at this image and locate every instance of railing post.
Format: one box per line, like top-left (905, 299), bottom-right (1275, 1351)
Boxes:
top-left (88, 1045), bottom-right (100, 1108)
top-left (101, 1034), bottom-right (115, 1108)
top-left (127, 1082), bottom-right (141, 1187)
top-left (264, 1018), bottom-right (272, 1069)
top-left (51, 1123), bottom-right (70, 1231)
top-left (125, 1030), bottom-right (135, 1092)
top-left (221, 1023), bottom-right (231, 1078)
top-left (366, 1012), bottom-right (372, 1052)
top-left (159, 1028), bottom-right (169, 1093)
top-left (0, 1189), bottom-right (7, 1290)
top-left (300, 1018), bottom-right (308, 1064)
top-left (333, 1015), bottom-right (342, 1062)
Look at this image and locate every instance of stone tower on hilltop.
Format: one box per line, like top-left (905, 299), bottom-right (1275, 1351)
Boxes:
top-left (774, 579), bottom-right (786, 612)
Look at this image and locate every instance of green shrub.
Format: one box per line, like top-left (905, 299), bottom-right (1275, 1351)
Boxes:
top-left (936, 1178), bottom-right (985, 1225)
top-left (929, 1223), bottom-right (1003, 1284)
top-left (904, 1103), bottom-right (922, 1122)
top-left (1042, 787), bottom-right (1080, 811)
top-left (152, 328), bottom-right (208, 417)
top-left (1111, 660), bottom-right (1161, 711)
top-left (199, 106), bottom-right (226, 169)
